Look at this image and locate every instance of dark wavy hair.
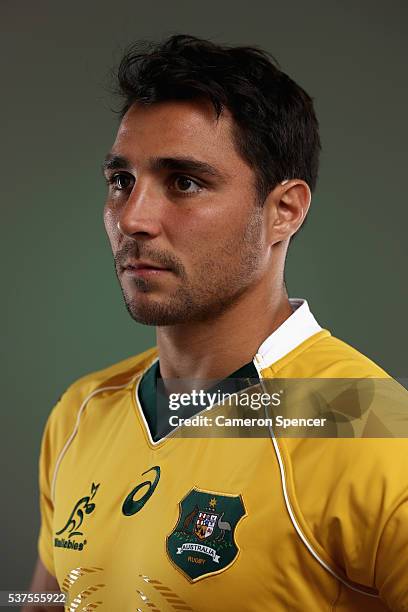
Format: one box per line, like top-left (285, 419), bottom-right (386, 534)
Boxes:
top-left (113, 34), bottom-right (321, 203)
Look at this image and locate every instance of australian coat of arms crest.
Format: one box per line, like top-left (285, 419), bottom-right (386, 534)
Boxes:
top-left (167, 488), bottom-right (246, 581)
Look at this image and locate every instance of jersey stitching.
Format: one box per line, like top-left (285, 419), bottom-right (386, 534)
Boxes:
top-left (51, 379), bottom-right (137, 502)
top-left (257, 374), bottom-right (381, 599)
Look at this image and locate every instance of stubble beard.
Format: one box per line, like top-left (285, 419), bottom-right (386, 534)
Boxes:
top-left (116, 209), bottom-right (264, 326)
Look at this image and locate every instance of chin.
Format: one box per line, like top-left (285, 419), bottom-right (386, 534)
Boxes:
top-left (122, 285), bottom-right (241, 326)
top-left (124, 298), bottom-right (190, 326)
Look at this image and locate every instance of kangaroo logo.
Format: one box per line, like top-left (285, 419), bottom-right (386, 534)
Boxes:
top-left (55, 482), bottom-right (100, 546)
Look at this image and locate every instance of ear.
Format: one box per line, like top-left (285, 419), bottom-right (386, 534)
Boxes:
top-left (264, 179), bottom-right (311, 245)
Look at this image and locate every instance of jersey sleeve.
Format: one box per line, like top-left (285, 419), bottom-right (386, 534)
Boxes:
top-left (376, 498), bottom-right (408, 610)
top-left (37, 404), bottom-right (59, 577)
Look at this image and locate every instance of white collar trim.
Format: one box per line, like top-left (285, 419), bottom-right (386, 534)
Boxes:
top-left (253, 298), bottom-right (322, 373)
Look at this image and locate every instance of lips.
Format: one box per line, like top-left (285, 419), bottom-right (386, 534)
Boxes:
top-left (121, 259), bottom-right (173, 280)
top-left (123, 260), bottom-right (169, 271)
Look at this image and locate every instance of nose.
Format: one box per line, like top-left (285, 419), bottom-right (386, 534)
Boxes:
top-left (117, 180), bottom-right (162, 240)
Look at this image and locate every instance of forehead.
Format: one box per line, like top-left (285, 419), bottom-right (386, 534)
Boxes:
top-left (111, 99), bottom-right (247, 174)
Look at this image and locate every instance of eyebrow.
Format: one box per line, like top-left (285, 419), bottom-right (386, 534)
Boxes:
top-left (101, 153), bottom-right (225, 181)
top-left (101, 154), bottom-right (132, 174)
top-left (150, 156), bottom-right (224, 180)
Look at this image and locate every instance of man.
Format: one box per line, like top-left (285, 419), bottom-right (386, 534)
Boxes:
top-left (26, 35), bottom-right (407, 611)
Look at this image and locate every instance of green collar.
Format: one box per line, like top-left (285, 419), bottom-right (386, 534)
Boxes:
top-left (139, 359), bottom-right (259, 442)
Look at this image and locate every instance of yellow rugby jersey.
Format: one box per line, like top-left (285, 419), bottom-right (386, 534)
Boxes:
top-left (37, 299), bottom-right (408, 611)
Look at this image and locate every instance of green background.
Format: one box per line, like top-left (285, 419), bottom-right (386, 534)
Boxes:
top-left (1, 0), bottom-right (407, 592)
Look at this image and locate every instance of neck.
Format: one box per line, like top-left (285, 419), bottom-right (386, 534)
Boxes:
top-left (156, 277), bottom-right (293, 381)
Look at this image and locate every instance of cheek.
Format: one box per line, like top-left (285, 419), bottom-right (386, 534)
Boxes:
top-left (171, 206), bottom-right (252, 270)
top-left (173, 197), bottom-right (247, 243)
top-left (103, 205), bottom-right (118, 249)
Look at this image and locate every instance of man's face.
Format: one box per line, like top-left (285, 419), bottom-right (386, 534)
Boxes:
top-left (103, 99), bottom-right (270, 326)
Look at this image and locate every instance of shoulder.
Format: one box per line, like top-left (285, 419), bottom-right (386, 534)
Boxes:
top-left (61, 346), bottom-right (157, 400)
top-left (43, 347), bottom-right (157, 448)
top-left (271, 329), bottom-right (390, 378)
top-left (272, 332), bottom-right (408, 586)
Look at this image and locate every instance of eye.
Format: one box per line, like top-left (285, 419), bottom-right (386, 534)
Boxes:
top-left (109, 172), bottom-right (134, 191)
top-left (172, 175), bottom-right (202, 195)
